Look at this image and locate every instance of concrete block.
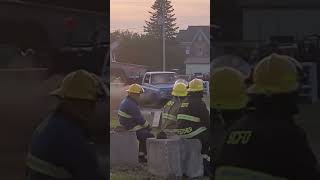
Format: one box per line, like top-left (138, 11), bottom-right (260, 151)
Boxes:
top-left (147, 138), bottom-right (204, 178)
top-left (147, 138), bottom-right (183, 178)
top-left (110, 131), bottom-right (139, 167)
top-left (180, 139), bottom-right (204, 178)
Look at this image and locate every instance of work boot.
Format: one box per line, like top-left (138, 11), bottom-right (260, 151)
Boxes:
top-left (156, 131), bottom-right (167, 139)
top-left (138, 152), bottom-right (147, 163)
top-left (203, 158), bottom-right (213, 178)
top-left (138, 156), bottom-right (147, 163)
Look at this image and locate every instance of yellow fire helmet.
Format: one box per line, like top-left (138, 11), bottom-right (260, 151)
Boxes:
top-left (172, 82), bottom-right (188, 97)
top-left (188, 78), bottom-right (204, 92)
top-left (248, 53), bottom-right (299, 95)
top-left (210, 67), bottom-right (248, 110)
top-left (126, 84), bottom-right (144, 94)
top-left (50, 69), bottom-right (103, 101)
top-left (174, 79), bottom-right (188, 86)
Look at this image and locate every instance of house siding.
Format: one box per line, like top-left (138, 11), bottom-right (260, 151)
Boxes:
top-left (186, 64), bottom-right (210, 75)
top-left (243, 8), bottom-right (320, 41)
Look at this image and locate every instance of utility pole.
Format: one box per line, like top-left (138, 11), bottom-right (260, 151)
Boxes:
top-left (162, 0), bottom-right (166, 71)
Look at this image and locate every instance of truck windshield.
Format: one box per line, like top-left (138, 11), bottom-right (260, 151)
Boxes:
top-left (151, 73), bottom-right (176, 84)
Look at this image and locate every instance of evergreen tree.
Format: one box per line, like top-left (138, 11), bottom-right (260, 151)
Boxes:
top-left (144, 0), bottom-right (179, 40)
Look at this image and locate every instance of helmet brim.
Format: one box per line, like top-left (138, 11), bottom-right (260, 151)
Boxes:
top-left (50, 88), bottom-right (63, 97)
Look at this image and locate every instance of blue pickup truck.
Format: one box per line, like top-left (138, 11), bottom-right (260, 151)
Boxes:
top-left (140, 71), bottom-right (177, 107)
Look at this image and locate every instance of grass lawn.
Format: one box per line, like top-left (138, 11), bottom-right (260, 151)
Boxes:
top-left (298, 102), bottom-right (320, 161)
top-left (110, 115), bottom-right (120, 129)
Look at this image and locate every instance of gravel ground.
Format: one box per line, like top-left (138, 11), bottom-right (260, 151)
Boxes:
top-left (110, 164), bottom-right (210, 180)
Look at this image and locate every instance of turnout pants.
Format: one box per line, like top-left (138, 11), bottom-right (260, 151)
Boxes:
top-left (136, 128), bottom-right (154, 157)
top-left (193, 131), bottom-right (213, 177)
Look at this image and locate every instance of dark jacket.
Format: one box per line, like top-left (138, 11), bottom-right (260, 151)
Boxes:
top-left (176, 93), bottom-right (210, 139)
top-left (26, 109), bottom-right (105, 180)
top-left (118, 96), bottom-right (149, 131)
top-left (216, 95), bottom-right (320, 180)
top-left (161, 96), bottom-right (187, 130)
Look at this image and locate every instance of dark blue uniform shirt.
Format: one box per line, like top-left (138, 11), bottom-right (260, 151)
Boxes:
top-left (27, 110), bottom-right (105, 180)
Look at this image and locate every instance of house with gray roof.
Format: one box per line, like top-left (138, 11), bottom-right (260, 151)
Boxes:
top-left (214, 0), bottom-right (320, 41)
top-left (176, 26), bottom-right (210, 75)
top-left (241, 0), bottom-right (320, 41)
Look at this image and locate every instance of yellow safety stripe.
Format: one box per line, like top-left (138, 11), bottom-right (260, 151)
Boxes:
top-left (129, 125), bottom-right (143, 132)
top-left (128, 121), bottom-right (149, 132)
top-left (142, 120), bottom-right (150, 127)
top-left (165, 100), bottom-right (174, 107)
top-left (118, 110), bottom-right (132, 118)
top-left (26, 154), bottom-right (72, 179)
top-left (177, 114), bottom-right (200, 122)
top-left (215, 166), bottom-right (287, 180)
top-left (181, 103), bottom-right (189, 107)
top-left (162, 113), bottom-right (177, 121)
top-left (176, 127), bottom-right (207, 139)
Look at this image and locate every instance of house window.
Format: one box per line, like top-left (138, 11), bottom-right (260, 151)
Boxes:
top-left (186, 46), bottom-right (190, 55)
top-left (199, 48), bottom-right (203, 56)
top-left (144, 74), bottom-right (150, 84)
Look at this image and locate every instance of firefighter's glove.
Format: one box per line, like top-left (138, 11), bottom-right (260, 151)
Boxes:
top-left (156, 131), bottom-right (167, 139)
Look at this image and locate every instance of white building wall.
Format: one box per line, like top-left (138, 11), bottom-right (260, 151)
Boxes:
top-left (243, 9), bottom-right (320, 41)
top-left (186, 64), bottom-right (210, 75)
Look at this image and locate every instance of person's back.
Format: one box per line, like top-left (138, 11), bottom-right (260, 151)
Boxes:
top-left (217, 96), bottom-right (319, 179)
top-left (27, 109), bottom-right (103, 180)
top-left (118, 96), bottom-right (144, 130)
top-left (176, 94), bottom-right (209, 137)
top-left (162, 97), bottom-right (188, 130)
top-left (215, 54), bottom-right (320, 180)
top-left (26, 70), bottom-right (106, 180)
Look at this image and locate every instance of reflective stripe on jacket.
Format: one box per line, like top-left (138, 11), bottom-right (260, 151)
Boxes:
top-left (118, 96), bottom-right (149, 131)
top-left (175, 95), bottom-right (210, 139)
top-left (26, 153), bottom-right (72, 179)
top-left (27, 110), bottom-right (105, 180)
top-left (161, 97), bottom-right (187, 130)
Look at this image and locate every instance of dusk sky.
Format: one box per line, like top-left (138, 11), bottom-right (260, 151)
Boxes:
top-left (111, 0), bottom-right (210, 33)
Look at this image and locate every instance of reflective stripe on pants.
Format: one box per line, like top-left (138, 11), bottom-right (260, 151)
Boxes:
top-left (215, 166), bottom-right (287, 180)
top-left (26, 153), bottom-right (72, 179)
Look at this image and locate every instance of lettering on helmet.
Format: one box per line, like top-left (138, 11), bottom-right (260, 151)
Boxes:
top-left (226, 130), bottom-right (252, 145)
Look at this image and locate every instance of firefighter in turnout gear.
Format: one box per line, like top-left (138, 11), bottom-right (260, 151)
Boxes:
top-left (118, 84), bottom-right (154, 163)
top-left (176, 78), bottom-right (211, 177)
top-left (26, 70), bottom-right (106, 180)
top-left (215, 53), bottom-right (320, 179)
top-left (160, 82), bottom-right (188, 134)
top-left (211, 67), bottom-right (249, 130)
top-left (210, 67), bottom-right (249, 165)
